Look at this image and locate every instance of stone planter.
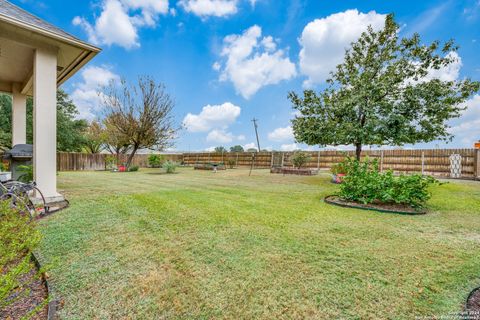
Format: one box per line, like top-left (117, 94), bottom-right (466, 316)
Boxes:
top-left (0, 171), bottom-right (12, 182)
top-left (270, 167), bottom-right (318, 176)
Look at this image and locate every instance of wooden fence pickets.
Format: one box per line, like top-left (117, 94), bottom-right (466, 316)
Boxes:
top-left (1, 148), bottom-right (477, 179)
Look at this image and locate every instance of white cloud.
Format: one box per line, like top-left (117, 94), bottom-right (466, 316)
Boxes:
top-left (237, 134), bottom-right (246, 141)
top-left (73, 0), bottom-right (169, 49)
top-left (215, 25), bottom-right (297, 99)
top-left (206, 129), bottom-right (234, 143)
top-left (280, 143), bottom-right (298, 151)
top-left (449, 95), bottom-right (480, 147)
top-left (243, 142), bottom-right (257, 150)
top-left (268, 126), bottom-right (294, 142)
top-left (70, 66), bottom-right (120, 120)
top-left (212, 62), bottom-right (221, 71)
top-left (299, 10), bottom-right (386, 87)
top-left (205, 146), bottom-right (216, 152)
top-left (179, 0), bottom-right (238, 18)
top-left (183, 102), bottom-right (241, 132)
top-left (423, 52), bottom-right (463, 82)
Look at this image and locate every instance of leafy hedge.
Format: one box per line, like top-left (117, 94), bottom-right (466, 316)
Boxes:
top-left (0, 201), bottom-right (41, 309)
top-left (338, 157), bottom-right (438, 208)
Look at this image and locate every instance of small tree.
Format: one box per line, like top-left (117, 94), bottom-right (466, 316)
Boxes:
top-left (103, 114), bottom-right (131, 159)
top-left (215, 146), bottom-right (227, 153)
top-left (289, 14), bottom-right (479, 160)
top-left (291, 152), bottom-right (311, 169)
top-left (101, 76), bottom-right (179, 168)
top-left (230, 145), bottom-right (244, 152)
top-left (83, 120), bottom-right (106, 154)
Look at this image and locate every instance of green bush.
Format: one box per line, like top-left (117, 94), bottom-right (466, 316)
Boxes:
top-left (17, 165), bottom-right (33, 182)
top-left (291, 152), bottom-right (311, 169)
top-left (0, 201), bottom-right (41, 309)
top-left (338, 157), bottom-right (438, 208)
top-left (331, 161), bottom-right (347, 175)
top-left (128, 165), bottom-right (139, 172)
top-left (0, 162), bottom-right (5, 172)
top-left (162, 161), bottom-right (177, 174)
top-left (148, 154), bottom-right (164, 168)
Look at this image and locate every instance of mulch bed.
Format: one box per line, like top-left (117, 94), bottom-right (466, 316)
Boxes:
top-left (466, 288), bottom-right (480, 319)
top-left (270, 167), bottom-right (319, 176)
top-left (0, 261), bottom-right (48, 320)
top-left (324, 195), bottom-right (426, 215)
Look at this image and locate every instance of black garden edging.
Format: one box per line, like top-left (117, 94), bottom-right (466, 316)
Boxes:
top-left (466, 286), bottom-right (480, 316)
top-left (324, 195), bottom-right (427, 215)
top-left (31, 253), bottom-right (58, 320)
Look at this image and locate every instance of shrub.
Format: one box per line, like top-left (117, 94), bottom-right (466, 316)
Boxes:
top-left (128, 165), bottom-right (140, 172)
top-left (105, 155), bottom-right (117, 171)
top-left (338, 157), bottom-right (438, 208)
top-left (291, 152), bottom-right (311, 169)
top-left (331, 162), bottom-right (347, 175)
top-left (0, 163), bottom-right (5, 172)
top-left (227, 159), bottom-right (236, 169)
top-left (0, 201), bottom-right (41, 309)
top-left (17, 165), bottom-right (33, 182)
top-left (148, 154), bottom-right (164, 168)
top-left (163, 161), bottom-right (177, 174)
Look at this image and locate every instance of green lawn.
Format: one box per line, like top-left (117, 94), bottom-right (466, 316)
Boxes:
top-left (37, 168), bottom-right (480, 319)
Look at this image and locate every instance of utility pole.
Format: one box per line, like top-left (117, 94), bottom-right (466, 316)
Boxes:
top-left (252, 118), bottom-right (261, 151)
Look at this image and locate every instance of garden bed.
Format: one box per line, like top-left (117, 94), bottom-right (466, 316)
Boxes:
top-left (324, 195), bottom-right (426, 215)
top-left (466, 287), bottom-right (480, 318)
top-left (194, 163), bottom-right (226, 170)
top-left (270, 167), bottom-right (318, 176)
top-left (0, 257), bottom-right (48, 320)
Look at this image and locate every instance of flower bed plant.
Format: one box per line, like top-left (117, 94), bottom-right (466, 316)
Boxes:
top-left (335, 157), bottom-right (439, 210)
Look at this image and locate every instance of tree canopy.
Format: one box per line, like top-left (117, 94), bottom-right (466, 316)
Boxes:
top-left (230, 145), bottom-right (244, 152)
top-left (214, 146), bottom-right (227, 153)
top-left (0, 90), bottom-right (87, 152)
top-left (289, 14), bottom-right (480, 159)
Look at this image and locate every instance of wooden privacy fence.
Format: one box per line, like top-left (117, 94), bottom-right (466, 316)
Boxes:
top-left (44, 149), bottom-right (480, 179)
top-left (182, 149), bottom-right (480, 179)
top-left (56, 153), bottom-right (183, 171)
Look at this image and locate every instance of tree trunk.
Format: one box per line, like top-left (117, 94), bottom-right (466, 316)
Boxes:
top-left (126, 145), bottom-right (139, 168)
top-left (355, 143), bottom-right (362, 161)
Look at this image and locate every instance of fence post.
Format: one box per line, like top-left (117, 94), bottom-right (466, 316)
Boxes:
top-left (317, 151), bottom-right (321, 170)
top-left (380, 151), bottom-right (384, 172)
top-left (281, 152), bottom-right (285, 167)
top-left (475, 149), bottom-right (480, 180)
top-left (236, 153), bottom-right (239, 167)
top-left (270, 152), bottom-right (274, 168)
top-left (421, 151), bottom-right (425, 175)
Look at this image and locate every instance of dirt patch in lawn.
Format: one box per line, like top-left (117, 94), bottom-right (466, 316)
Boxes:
top-left (324, 195), bottom-right (426, 215)
top-left (0, 261), bottom-right (48, 320)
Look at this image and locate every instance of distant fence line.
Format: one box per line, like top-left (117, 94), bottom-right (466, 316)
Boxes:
top-left (51, 149), bottom-right (480, 180)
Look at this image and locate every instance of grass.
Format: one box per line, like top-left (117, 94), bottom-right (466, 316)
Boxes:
top-left (36, 168), bottom-right (480, 319)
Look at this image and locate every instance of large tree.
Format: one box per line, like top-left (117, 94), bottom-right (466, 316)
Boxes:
top-left (289, 14), bottom-right (480, 160)
top-left (83, 120), bottom-right (106, 154)
top-left (0, 90), bottom-right (87, 152)
top-left (101, 76), bottom-right (178, 167)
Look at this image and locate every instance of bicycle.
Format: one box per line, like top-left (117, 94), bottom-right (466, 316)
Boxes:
top-left (0, 180), bottom-right (49, 221)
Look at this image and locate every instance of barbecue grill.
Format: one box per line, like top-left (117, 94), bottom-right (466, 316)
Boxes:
top-left (3, 144), bottom-right (33, 181)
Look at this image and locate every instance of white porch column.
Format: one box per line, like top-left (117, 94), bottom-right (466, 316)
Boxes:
top-left (33, 47), bottom-right (61, 201)
top-left (11, 84), bottom-right (27, 146)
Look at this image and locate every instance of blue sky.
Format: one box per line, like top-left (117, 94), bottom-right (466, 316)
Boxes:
top-left (13, 0), bottom-right (480, 151)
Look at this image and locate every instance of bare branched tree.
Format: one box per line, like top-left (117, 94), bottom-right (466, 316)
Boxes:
top-left (101, 76), bottom-right (178, 168)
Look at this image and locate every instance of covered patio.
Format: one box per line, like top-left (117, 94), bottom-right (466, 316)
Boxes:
top-left (0, 0), bottom-right (100, 201)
